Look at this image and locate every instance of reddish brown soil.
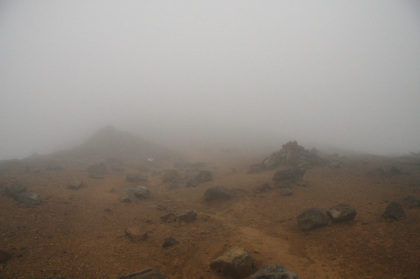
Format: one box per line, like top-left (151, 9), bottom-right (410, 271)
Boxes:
top-left (0, 151), bottom-right (419, 279)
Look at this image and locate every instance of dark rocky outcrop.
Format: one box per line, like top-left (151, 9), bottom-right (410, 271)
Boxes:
top-left (125, 227), bottom-right (148, 242)
top-left (383, 202), bottom-right (406, 220)
top-left (297, 208), bottom-right (328, 230)
top-left (272, 168), bottom-right (305, 188)
top-left (204, 186), bottom-right (231, 201)
top-left (327, 204), bottom-right (357, 222)
top-left (210, 246), bottom-right (256, 279)
top-left (250, 264), bottom-right (300, 279)
top-left (119, 268), bottom-right (169, 279)
top-left (186, 170), bottom-right (213, 187)
top-left (177, 211), bottom-right (197, 223)
top-left (121, 186), bottom-right (151, 202)
top-left (160, 213), bottom-right (177, 223)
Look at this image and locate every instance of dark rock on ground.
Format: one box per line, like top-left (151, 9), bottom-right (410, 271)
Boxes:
top-left (297, 208), bottom-right (328, 230)
top-left (125, 227), bottom-right (148, 242)
top-left (160, 213), bottom-right (177, 223)
top-left (162, 237), bottom-right (179, 248)
top-left (177, 211), bottom-right (197, 223)
top-left (67, 179), bottom-right (84, 190)
top-left (254, 183), bottom-right (271, 193)
top-left (162, 169), bottom-right (179, 183)
top-left (272, 168), bottom-right (305, 185)
top-left (383, 202), bottom-right (406, 220)
top-left (402, 195), bottom-right (420, 208)
top-left (5, 184), bottom-right (26, 198)
top-left (121, 186), bottom-right (151, 202)
top-left (327, 204), bottom-right (357, 222)
top-left (210, 246), bottom-right (256, 279)
top-left (126, 173), bottom-right (148, 183)
top-left (204, 186), bottom-right (232, 201)
top-left (279, 188), bottom-right (293, 196)
top-left (0, 250), bottom-right (11, 263)
top-left (16, 192), bottom-right (42, 207)
top-left (250, 264), bottom-right (300, 279)
top-left (87, 163), bottom-right (108, 179)
top-left (119, 268), bottom-right (169, 279)
top-left (186, 170), bottom-right (213, 187)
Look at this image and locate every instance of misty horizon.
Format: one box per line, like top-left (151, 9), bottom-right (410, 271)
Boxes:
top-left (1, 1), bottom-right (420, 160)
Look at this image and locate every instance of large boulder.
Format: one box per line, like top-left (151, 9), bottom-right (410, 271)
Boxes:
top-left (125, 227), bottom-right (148, 242)
top-left (297, 208), bottom-right (328, 230)
top-left (383, 202), bottom-right (406, 220)
top-left (5, 184), bottom-right (26, 198)
top-left (204, 186), bottom-right (231, 201)
top-left (210, 246), bottom-right (256, 279)
top-left (87, 163), bottom-right (108, 179)
top-left (272, 168), bottom-right (305, 188)
top-left (119, 268), bottom-right (169, 279)
top-left (250, 264), bottom-right (300, 279)
top-left (327, 204), bottom-right (357, 222)
top-left (15, 192), bottom-right (42, 207)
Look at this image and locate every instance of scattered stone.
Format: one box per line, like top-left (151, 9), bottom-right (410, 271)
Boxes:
top-left (297, 208), bottom-right (328, 230)
top-left (162, 237), bottom-right (179, 248)
top-left (162, 169), bottom-right (179, 183)
top-left (272, 168), bottom-right (305, 186)
top-left (156, 204), bottom-right (168, 211)
top-left (119, 268), bottom-right (169, 279)
top-left (15, 192), bottom-right (42, 207)
top-left (160, 213), bottom-right (177, 223)
top-left (250, 264), bottom-right (300, 279)
top-left (87, 163), bottom-right (108, 179)
top-left (383, 202), bottom-right (406, 220)
top-left (126, 173), bottom-right (148, 183)
top-left (327, 204), bottom-right (357, 222)
top-left (67, 179), bottom-right (84, 190)
top-left (204, 186), bottom-right (232, 201)
top-left (125, 227), bottom-right (148, 242)
top-left (177, 211), bottom-right (197, 223)
top-left (0, 250), bottom-right (11, 263)
top-left (120, 193), bottom-right (132, 202)
top-left (254, 183), bottom-right (271, 193)
top-left (210, 246), bottom-right (256, 279)
top-left (5, 184), bottom-right (26, 198)
top-left (402, 195), bottom-right (420, 208)
top-left (121, 186), bottom-right (151, 202)
top-left (279, 188), bottom-right (293, 196)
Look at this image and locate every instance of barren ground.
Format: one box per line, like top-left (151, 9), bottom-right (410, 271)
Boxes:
top-left (0, 149), bottom-right (419, 279)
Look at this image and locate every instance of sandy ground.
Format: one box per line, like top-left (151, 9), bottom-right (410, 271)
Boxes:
top-left (0, 150), bottom-right (419, 279)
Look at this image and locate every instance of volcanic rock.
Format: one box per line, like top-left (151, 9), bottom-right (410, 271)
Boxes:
top-left (5, 184), bottom-right (26, 198)
top-left (297, 208), bottom-right (328, 230)
top-left (162, 237), bottom-right (179, 248)
top-left (327, 204), bottom-right (357, 222)
top-left (67, 179), bottom-right (84, 190)
top-left (177, 211), bottom-right (197, 223)
top-left (250, 264), bottom-right (300, 279)
top-left (383, 202), bottom-right (406, 220)
top-left (15, 192), bottom-right (42, 207)
top-left (204, 186), bottom-right (231, 201)
top-left (125, 227), bottom-right (148, 242)
top-left (210, 246), bottom-right (256, 279)
top-left (119, 268), bottom-right (169, 279)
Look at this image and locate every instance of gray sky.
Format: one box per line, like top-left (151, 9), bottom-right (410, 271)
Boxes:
top-left (1, 1), bottom-right (419, 159)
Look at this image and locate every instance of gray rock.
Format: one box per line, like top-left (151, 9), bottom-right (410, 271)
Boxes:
top-left (120, 193), bottom-right (132, 202)
top-left (383, 202), bottom-right (406, 220)
top-left (162, 237), bottom-right (179, 248)
top-left (67, 179), bottom-right (84, 190)
top-left (210, 246), bottom-right (256, 279)
top-left (131, 186), bottom-right (151, 199)
top-left (5, 184), bottom-right (26, 198)
top-left (327, 204), bottom-right (357, 222)
top-left (15, 192), bottom-right (42, 207)
top-left (297, 208), bottom-right (328, 230)
top-left (250, 264), bottom-right (300, 279)
top-left (177, 211), bottom-right (197, 223)
top-left (119, 268), bottom-right (169, 279)
top-left (204, 186), bottom-right (231, 201)
top-left (162, 169), bottom-right (179, 183)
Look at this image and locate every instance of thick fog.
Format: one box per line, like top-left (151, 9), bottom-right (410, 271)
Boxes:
top-left (1, 1), bottom-right (419, 160)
